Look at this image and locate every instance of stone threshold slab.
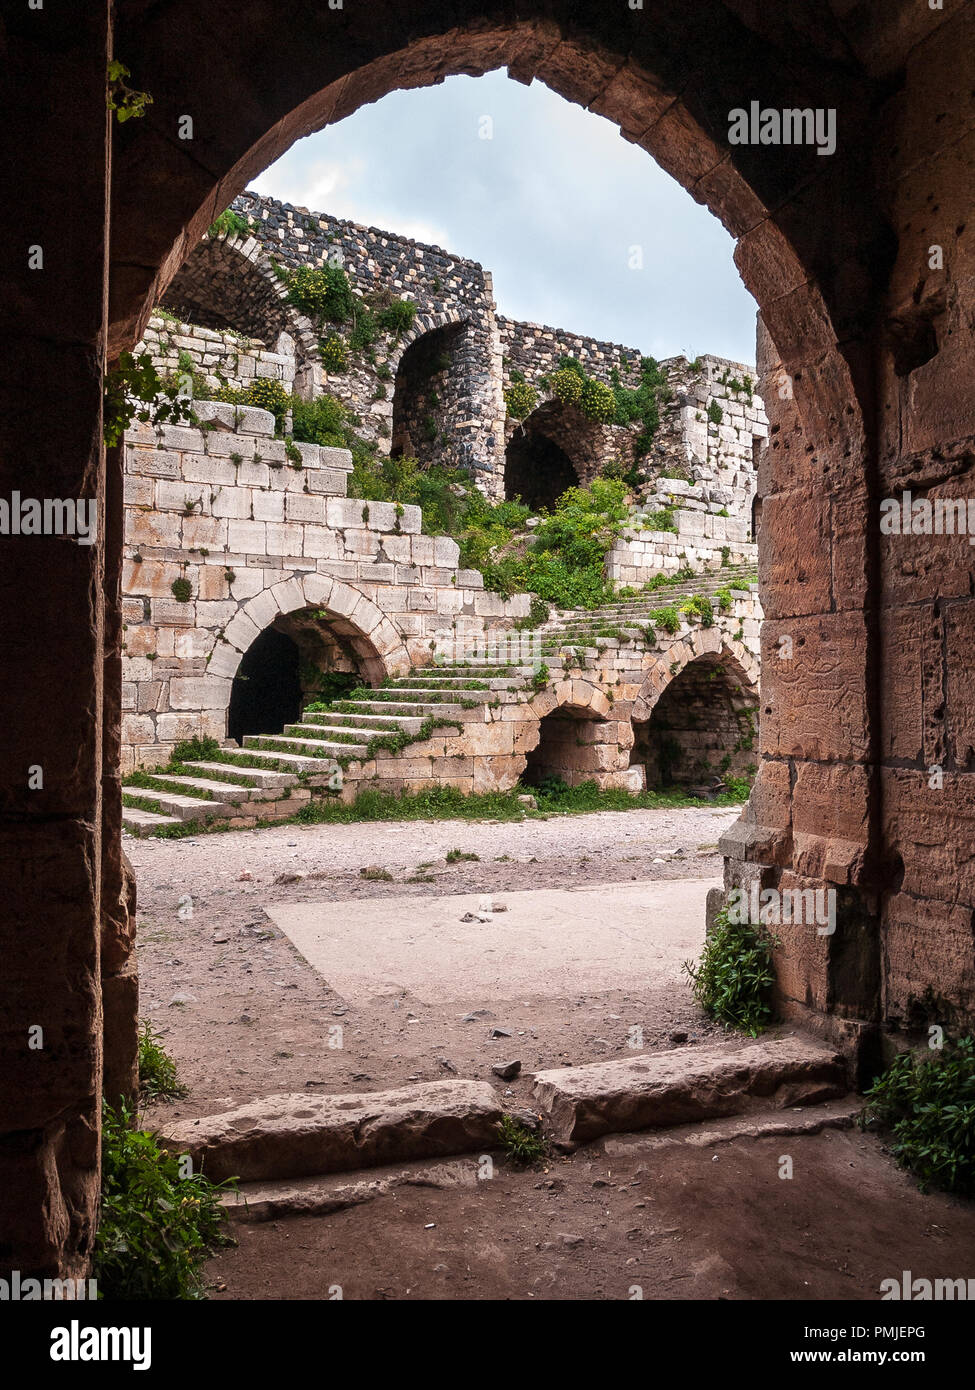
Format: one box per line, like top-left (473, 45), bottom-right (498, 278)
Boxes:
top-left (532, 1034), bottom-right (848, 1143)
top-left (160, 1079), bottom-right (502, 1183)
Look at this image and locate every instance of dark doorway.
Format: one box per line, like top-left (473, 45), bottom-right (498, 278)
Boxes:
top-left (633, 655), bottom-right (757, 791)
top-left (228, 627), bottom-right (303, 743)
top-left (505, 429), bottom-right (578, 510)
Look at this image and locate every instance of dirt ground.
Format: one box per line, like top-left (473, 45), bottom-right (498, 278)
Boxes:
top-left (206, 1125), bottom-right (975, 1301)
top-left (129, 805), bottom-right (737, 1119)
top-left (130, 806), bottom-right (975, 1305)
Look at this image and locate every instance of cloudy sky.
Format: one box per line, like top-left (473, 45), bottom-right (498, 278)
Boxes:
top-left (251, 70), bottom-right (758, 366)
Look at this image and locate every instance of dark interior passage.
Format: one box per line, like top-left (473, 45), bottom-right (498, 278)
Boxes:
top-left (505, 429), bottom-right (578, 510)
top-left (634, 656), bottom-right (758, 791)
top-left (228, 627), bottom-right (303, 743)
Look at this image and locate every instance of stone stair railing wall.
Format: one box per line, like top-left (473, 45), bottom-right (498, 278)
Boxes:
top-left (122, 569), bottom-right (761, 835)
top-left (121, 400), bottom-right (530, 771)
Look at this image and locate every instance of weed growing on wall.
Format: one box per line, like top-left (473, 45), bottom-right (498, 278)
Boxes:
top-left (683, 905), bottom-right (777, 1035)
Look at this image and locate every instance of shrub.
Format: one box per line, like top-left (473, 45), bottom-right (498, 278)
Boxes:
top-left (171, 577), bottom-right (193, 602)
top-left (244, 377), bottom-right (290, 425)
top-left (291, 392), bottom-right (348, 447)
top-left (859, 1037), bottom-right (975, 1195)
top-left (137, 1021), bottom-right (187, 1103)
top-left (707, 400), bottom-right (724, 426)
top-left (496, 1115), bottom-right (547, 1165)
top-left (207, 208), bottom-right (249, 239)
top-left (649, 605), bottom-right (681, 635)
top-left (550, 366), bottom-right (583, 406)
top-left (172, 735), bottom-right (221, 763)
top-left (94, 1100), bottom-right (236, 1300)
top-left (377, 298), bottom-right (417, 335)
top-left (320, 335), bottom-right (349, 374)
top-left (285, 263), bottom-right (355, 324)
top-left (579, 377), bottom-right (617, 422)
top-left (683, 906), bottom-right (777, 1035)
top-left (504, 381), bottom-right (539, 420)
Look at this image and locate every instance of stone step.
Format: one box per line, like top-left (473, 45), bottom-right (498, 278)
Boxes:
top-left (141, 773), bottom-right (256, 802)
top-left (219, 747), bottom-right (336, 774)
top-left (532, 1034), bottom-right (847, 1145)
top-left (304, 711), bottom-right (426, 734)
top-left (122, 806), bottom-right (181, 835)
top-left (245, 733), bottom-right (367, 758)
top-left (181, 760), bottom-right (298, 789)
top-left (331, 700), bottom-right (467, 722)
top-left (122, 788), bottom-right (229, 821)
top-left (159, 1080), bottom-right (504, 1183)
top-left (283, 723), bottom-right (372, 750)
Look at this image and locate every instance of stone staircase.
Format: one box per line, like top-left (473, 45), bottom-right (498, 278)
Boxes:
top-left (122, 565), bottom-right (757, 836)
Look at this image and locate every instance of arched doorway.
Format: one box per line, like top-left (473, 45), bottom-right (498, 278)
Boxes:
top-left (227, 626), bottom-right (302, 743)
top-left (391, 320), bottom-right (469, 468)
top-left (524, 704), bottom-right (607, 788)
top-left (505, 427), bottom-right (578, 509)
top-left (633, 653), bottom-right (759, 792)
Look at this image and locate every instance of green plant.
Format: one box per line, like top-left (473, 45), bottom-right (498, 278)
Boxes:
top-left (103, 352), bottom-right (195, 448)
top-left (285, 263), bottom-right (355, 325)
top-left (649, 605), bottom-right (681, 635)
top-left (445, 848), bottom-right (480, 864)
top-left (683, 905), bottom-right (777, 1035)
top-left (530, 663), bottom-right (550, 693)
top-left (170, 577), bottom-right (193, 602)
top-left (207, 208), bottom-right (249, 240)
top-left (496, 1115), bottom-right (547, 1165)
top-left (319, 335), bottom-right (349, 374)
top-left (93, 1100), bottom-right (236, 1300)
top-left (859, 1037), bottom-right (975, 1196)
top-left (284, 436), bottom-right (303, 467)
top-left (550, 366), bottom-right (584, 406)
top-left (504, 381), bottom-right (539, 420)
top-left (244, 378), bottom-right (290, 427)
top-left (643, 506), bottom-right (678, 534)
top-left (172, 735), bottom-right (221, 763)
top-left (106, 61), bottom-right (152, 122)
top-left (707, 401), bottom-right (724, 426)
top-left (137, 1022), bottom-right (188, 1103)
top-left (360, 865), bottom-right (393, 881)
top-left (377, 298), bottom-right (418, 335)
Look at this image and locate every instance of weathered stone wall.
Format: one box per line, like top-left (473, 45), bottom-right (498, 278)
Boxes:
top-left (121, 401), bottom-right (529, 768)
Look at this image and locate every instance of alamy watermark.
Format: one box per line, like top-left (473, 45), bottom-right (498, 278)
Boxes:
top-left (880, 491), bottom-right (975, 544)
top-left (727, 883), bottom-right (836, 936)
top-left (0, 493), bottom-right (97, 545)
top-left (431, 621), bottom-right (542, 668)
top-left (1, 1270), bottom-right (97, 1300)
top-left (728, 102), bottom-right (837, 157)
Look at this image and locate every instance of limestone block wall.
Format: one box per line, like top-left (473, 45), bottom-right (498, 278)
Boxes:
top-left (121, 400), bottom-right (529, 769)
top-left (139, 314), bottom-right (298, 399)
top-left (330, 600), bottom-right (760, 800)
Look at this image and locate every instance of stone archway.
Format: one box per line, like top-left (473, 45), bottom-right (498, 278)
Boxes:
top-left (214, 573), bottom-right (412, 706)
top-left (162, 229), bottom-right (322, 397)
top-left (521, 679), bottom-right (636, 789)
top-left (15, 0), bottom-right (975, 1279)
top-left (389, 313), bottom-right (478, 469)
top-left (632, 645), bottom-right (760, 792)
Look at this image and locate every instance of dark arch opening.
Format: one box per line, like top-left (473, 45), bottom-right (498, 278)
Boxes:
top-left (391, 321), bottom-right (467, 468)
top-left (633, 655), bottom-right (758, 793)
top-left (523, 706), bottom-right (603, 788)
top-left (505, 428), bottom-right (579, 510)
top-left (228, 626), bottom-right (303, 744)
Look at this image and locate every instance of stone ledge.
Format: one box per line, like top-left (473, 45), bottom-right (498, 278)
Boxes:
top-left (160, 1080), bottom-right (503, 1182)
top-left (532, 1034), bottom-right (848, 1144)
